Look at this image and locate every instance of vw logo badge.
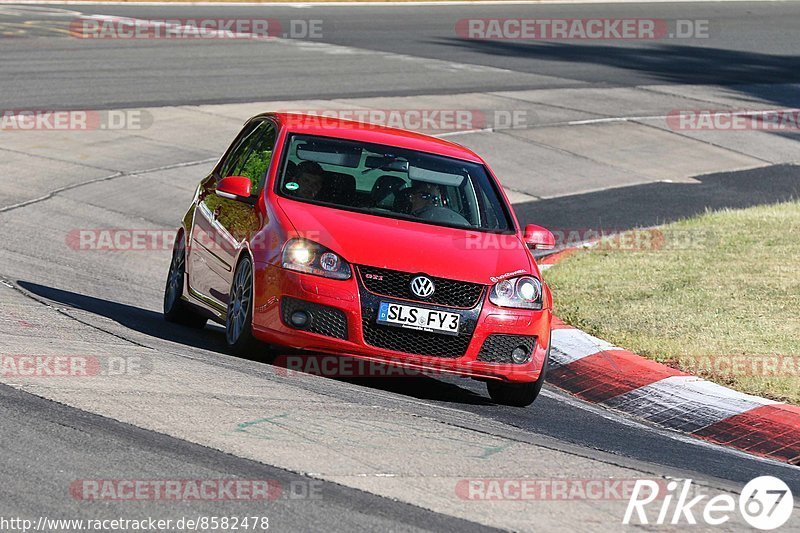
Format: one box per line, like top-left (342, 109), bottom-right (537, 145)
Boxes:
top-left (410, 276), bottom-right (435, 298)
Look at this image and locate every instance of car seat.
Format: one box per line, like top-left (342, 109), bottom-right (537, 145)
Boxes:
top-left (320, 172), bottom-right (357, 205)
top-left (370, 175), bottom-right (406, 209)
top-left (393, 187), bottom-right (413, 214)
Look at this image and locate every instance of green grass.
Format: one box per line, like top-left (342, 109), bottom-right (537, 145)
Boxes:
top-left (544, 201), bottom-right (800, 404)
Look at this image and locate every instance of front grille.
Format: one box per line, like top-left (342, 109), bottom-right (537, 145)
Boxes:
top-left (361, 305), bottom-right (474, 358)
top-left (477, 334), bottom-right (537, 364)
top-left (358, 265), bottom-right (484, 308)
top-left (281, 297), bottom-right (348, 340)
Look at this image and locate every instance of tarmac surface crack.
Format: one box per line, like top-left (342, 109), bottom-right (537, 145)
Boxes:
top-left (632, 118), bottom-right (776, 165)
top-left (0, 157), bottom-right (216, 214)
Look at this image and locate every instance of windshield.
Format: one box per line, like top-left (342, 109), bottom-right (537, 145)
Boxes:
top-left (276, 134), bottom-right (513, 232)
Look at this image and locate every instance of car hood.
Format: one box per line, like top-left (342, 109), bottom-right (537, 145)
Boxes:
top-left (277, 198), bottom-right (534, 285)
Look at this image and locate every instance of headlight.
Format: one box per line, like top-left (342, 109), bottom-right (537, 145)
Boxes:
top-left (281, 239), bottom-right (351, 280)
top-left (489, 275), bottom-right (542, 309)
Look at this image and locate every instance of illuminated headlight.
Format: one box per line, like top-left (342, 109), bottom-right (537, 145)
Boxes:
top-left (282, 239), bottom-right (351, 280)
top-left (517, 278), bottom-right (540, 301)
top-left (286, 241), bottom-right (313, 265)
top-left (489, 275), bottom-right (543, 310)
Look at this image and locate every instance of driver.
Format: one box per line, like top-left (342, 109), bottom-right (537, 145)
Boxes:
top-left (408, 181), bottom-right (442, 216)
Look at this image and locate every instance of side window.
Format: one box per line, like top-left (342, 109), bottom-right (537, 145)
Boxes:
top-left (236, 122), bottom-right (277, 192)
top-left (219, 122), bottom-right (259, 180)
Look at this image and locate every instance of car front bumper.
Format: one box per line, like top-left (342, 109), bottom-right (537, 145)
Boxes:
top-left (252, 264), bottom-right (551, 382)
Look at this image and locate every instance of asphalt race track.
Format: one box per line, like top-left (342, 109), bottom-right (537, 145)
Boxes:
top-left (1, 2), bottom-right (800, 108)
top-left (0, 1), bottom-right (799, 531)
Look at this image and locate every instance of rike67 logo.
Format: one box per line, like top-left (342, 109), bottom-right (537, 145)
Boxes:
top-left (624, 476), bottom-right (794, 530)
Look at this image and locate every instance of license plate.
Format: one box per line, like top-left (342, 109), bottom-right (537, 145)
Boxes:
top-left (377, 302), bottom-right (460, 336)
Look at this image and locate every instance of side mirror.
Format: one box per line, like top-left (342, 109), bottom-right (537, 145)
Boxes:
top-left (215, 176), bottom-right (252, 202)
top-left (523, 224), bottom-right (555, 250)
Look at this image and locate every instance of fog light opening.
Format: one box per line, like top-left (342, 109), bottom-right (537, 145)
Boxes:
top-left (290, 310), bottom-right (312, 329)
top-left (511, 346), bottom-right (530, 364)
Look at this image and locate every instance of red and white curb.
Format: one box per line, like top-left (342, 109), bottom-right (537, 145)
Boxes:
top-left (545, 301), bottom-right (800, 466)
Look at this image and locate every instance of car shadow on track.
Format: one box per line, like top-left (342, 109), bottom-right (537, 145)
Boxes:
top-left (318, 374), bottom-right (491, 405)
top-left (514, 164), bottom-right (800, 231)
top-left (435, 39), bottom-right (800, 108)
top-left (15, 280), bottom-right (493, 406)
top-left (17, 280), bottom-right (229, 352)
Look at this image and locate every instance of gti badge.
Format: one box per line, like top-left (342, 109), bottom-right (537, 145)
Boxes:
top-left (410, 276), bottom-right (435, 298)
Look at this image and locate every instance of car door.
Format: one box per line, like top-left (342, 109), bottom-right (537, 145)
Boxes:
top-left (188, 119), bottom-right (277, 309)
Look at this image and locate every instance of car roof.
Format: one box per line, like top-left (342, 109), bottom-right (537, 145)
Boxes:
top-left (255, 112), bottom-right (485, 164)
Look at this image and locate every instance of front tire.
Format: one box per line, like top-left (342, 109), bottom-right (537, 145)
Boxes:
top-left (487, 345), bottom-right (550, 407)
top-left (226, 256), bottom-right (257, 354)
top-left (164, 232), bottom-right (207, 329)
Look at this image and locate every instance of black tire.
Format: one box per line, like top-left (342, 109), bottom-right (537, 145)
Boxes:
top-left (225, 256), bottom-right (258, 355)
top-left (163, 232), bottom-right (207, 329)
top-left (487, 344), bottom-right (550, 407)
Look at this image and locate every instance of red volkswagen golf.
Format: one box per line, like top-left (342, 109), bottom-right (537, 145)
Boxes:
top-left (164, 113), bottom-right (555, 406)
